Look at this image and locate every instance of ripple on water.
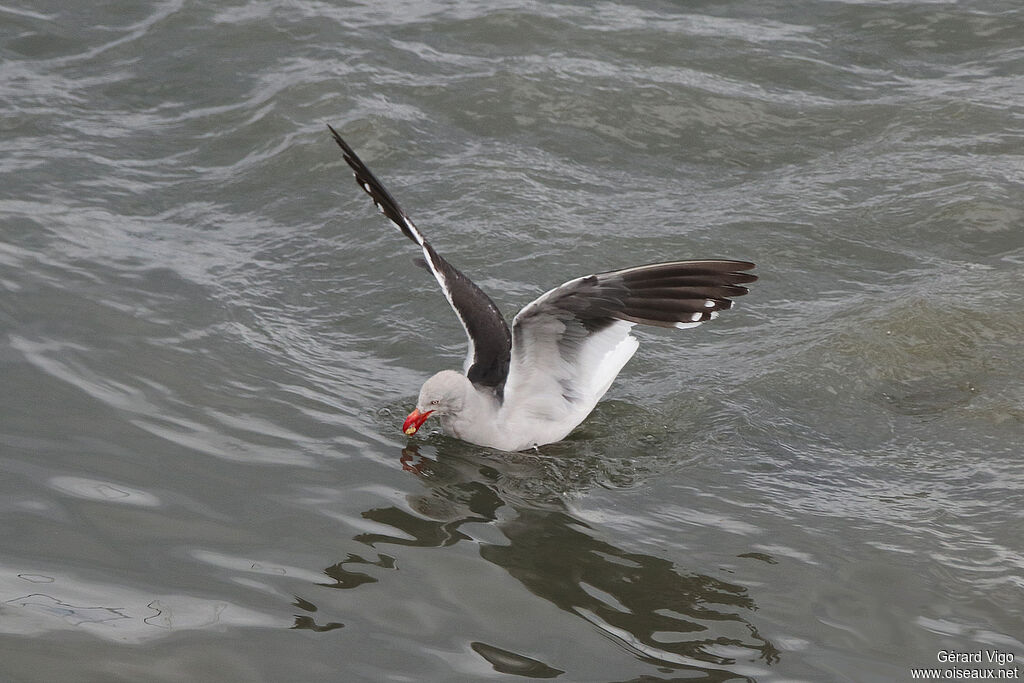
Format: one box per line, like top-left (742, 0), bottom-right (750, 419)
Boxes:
top-left (0, 562), bottom-right (278, 643)
top-left (2, 0), bottom-right (1023, 679)
top-left (47, 477), bottom-right (161, 507)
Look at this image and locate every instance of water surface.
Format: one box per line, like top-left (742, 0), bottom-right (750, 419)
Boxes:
top-left (1, 1), bottom-right (1022, 681)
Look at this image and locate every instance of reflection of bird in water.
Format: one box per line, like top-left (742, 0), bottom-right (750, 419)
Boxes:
top-left (299, 444), bottom-right (779, 678)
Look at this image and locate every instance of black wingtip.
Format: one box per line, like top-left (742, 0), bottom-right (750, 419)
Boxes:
top-left (326, 124), bottom-right (423, 246)
top-left (597, 260), bottom-right (758, 329)
top-left (326, 123), bottom-right (356, 158)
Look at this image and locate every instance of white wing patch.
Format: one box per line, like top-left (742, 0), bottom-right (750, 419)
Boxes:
top-left (418, 243), bottom-right (477, 373)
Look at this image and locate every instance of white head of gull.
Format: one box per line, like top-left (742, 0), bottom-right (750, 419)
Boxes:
top-left (328, 125), bottom-right (757, 451)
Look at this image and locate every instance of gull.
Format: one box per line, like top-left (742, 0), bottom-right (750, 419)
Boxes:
top-left (328, 126), bottom-right (756, 451)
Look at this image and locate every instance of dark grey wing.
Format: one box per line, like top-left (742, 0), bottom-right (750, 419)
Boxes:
top-left (504, 260), bottom-right (756, 409)
top-left (583, 259), bottom-right (757, 329)
top-left (515, 259), bottom-right (756, 332)
top-left (328, 125), bottom-right (512, 391)
top-left (418, 242), bottom-right (512, 390)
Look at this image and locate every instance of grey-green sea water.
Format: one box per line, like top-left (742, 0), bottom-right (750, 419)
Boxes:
top-left (1, 1), bottom-right (1022, 681)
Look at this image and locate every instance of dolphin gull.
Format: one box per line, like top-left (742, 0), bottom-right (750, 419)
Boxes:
top-left (328, 125), bottom-right (756, 451)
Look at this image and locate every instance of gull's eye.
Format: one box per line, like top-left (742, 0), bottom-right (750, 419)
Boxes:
top-left (430, 400), bottom-right (439, 405)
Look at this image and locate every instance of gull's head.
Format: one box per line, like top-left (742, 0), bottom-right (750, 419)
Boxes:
top-left (403, 370), bottom-right (470, 436)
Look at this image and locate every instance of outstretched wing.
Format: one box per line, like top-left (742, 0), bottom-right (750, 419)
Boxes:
top-left (503, 260), bottom-right (756, 420)
top-left (328, 126), bottom-right (512, 391)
